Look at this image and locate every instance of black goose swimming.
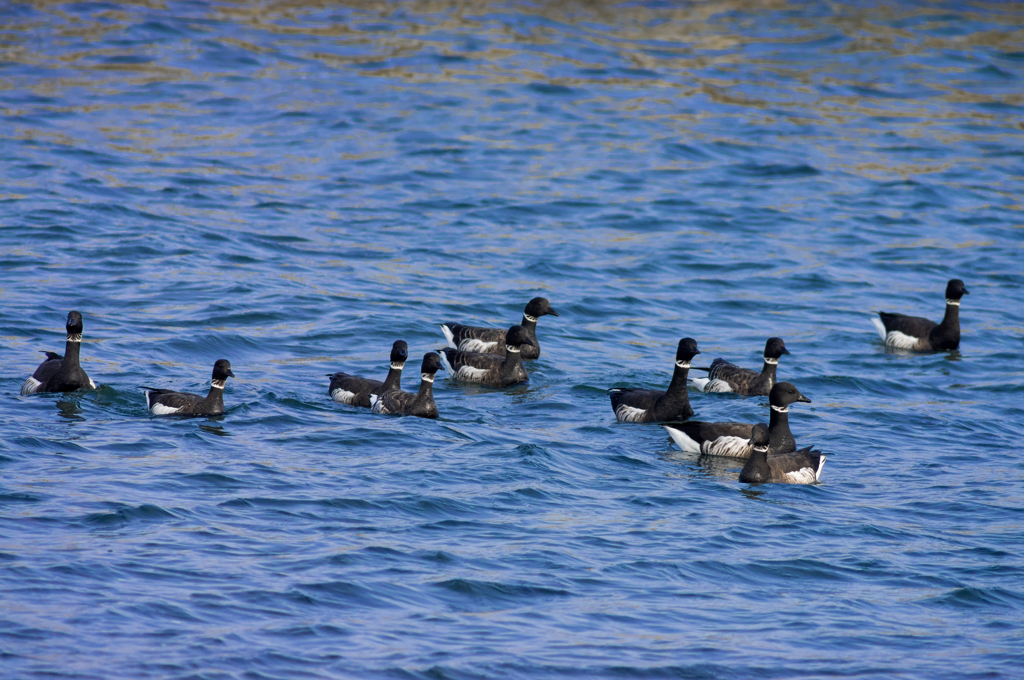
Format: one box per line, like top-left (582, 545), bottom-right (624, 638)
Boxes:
top-left (370, 352), bottom-right (444, 419)
top-left (21, 311), bottom-right (96, 395)
top-left (608, 338), bottom-right (700, 423)
top-left (738, 423), bottom-right (825, 484)
top-left (663, 382), bottom-right (810, 457)
top-left (328, 340), bottom-right (408, 408)
top-left (871, 278), bottom-right (968, 351)
top-left (142, 359), bottom-right (235, 416)
top-left (438, 325), bottom-right (533, 387)
top-left (690, 337), bottom-right (789, 396)
top-left (440, 297), bottom-right (558, 360)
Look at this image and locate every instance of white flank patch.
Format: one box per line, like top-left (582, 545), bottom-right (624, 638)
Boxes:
top-left (524, 313), bottom-right (538, 322)
top-left (21, 376), bottom-right (43, 395)
top-left (614, 404), bottom-right (648, 423)
top-left (455, 365), bottom-right (489, 382)
top-left (149, 400), bottom-right (182, 416)
top-left (440, 325), bottom-right (456, 349)
top-left (459, 338), bottom-right (497, 353)
top-left (701, 436), bottom-right (750, 458)
top-left (763, 357), bottom-right (778, 365)
top-left (331, 388), bottom-right (358, 405)
top-left (664, 426), bottom-right (701, 453)
top-left (817, 456), bottom-right (826, 480)
top-left (674, 360), bottom-right (690, 369)
top-left (421, 373), bottom-right (434, 383)
top-left (870, 317), bottom-right (887, 342)
top-left (689, 377), bottom-right (710, 391)
top-left (88, 378), bottom-right (96, 389)
top-left (885, 329), bottom-right (920, 350)
top-left (505, 344), bottom-right (520, 353)
top-left (783, 467), bottom-right (818, 484)
top-left (702, 379), bottom-right (733, 394)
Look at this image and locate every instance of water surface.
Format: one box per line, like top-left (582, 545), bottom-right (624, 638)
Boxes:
top-left (2, 1), bottom-right (1023, 678)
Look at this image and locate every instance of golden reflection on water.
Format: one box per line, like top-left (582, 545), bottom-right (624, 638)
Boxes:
top-left (1, 0), bottom-right (1022, 190)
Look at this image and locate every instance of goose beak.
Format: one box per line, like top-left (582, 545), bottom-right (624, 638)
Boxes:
top-left (547, 308), bottom-right (560, 317)
top-left (227, 369), bottom-right (236, 378)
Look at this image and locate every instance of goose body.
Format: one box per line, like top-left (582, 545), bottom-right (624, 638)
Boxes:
top-left (328, 340), bottom-right (407, 408)
top-left (370, 353), bottom-right (444, 419)
top-left (143, 360), bottom-right (235, 416)
top-left (690, 337), bottom-right (789, 396)
top-left (872, 279), bottom-right (968, 351)
top-left (608, 338), bottom-right (700, 423)
top-left (739, 423), bottom-right (825, 484)
top-left (440, 297), bottom-right (558, 359)
top-left (21, 311), bottom-right (96, 395)
top-left (438, 325), bottom-right (533, 387)
top-left (664, 382), bottom-right (810, 457)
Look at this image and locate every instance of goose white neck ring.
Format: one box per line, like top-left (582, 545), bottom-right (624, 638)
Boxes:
top-left (946, 299), bottom-right (960, 306)
top-left (675, 360), bottom-right (690, 369)
top-left (66, 333), bottom-right (82, 343)
top-left (523, 314), bottom-right (538, 323)
top-left (763, 357), bottom-right (778, 365)
top-left (211, 379), bottom-right (226, 390)
top-left (506, 345), bottom-right (520, 353)
top-left (771, 405), bottom-right (789, 413)
top-left (421, 373), bottom-right (434, 383)
top-left (390, 361), bottom-right (405, 369)
top-left (753, 445), bottom-right (769, 454)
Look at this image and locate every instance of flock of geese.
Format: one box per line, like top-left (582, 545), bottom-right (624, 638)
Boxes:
top-left (19, 279), bottom-right (969, 485)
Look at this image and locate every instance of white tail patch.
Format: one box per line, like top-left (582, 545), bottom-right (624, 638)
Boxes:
top-left (870, 317), bottom-right (887, 342)
top-left (701, 436), bottom-right (751, 458)
top-left (438, 351), bottom-right (455, 375)
top-left (664, 426), bottom-right (701, 453)
top-left (21, 376), bottom-right (43, 395)
top-left (614, 404), bottom-right (648, 422)
top-left (440, 325), bottom-right (456, 349)
top-left (370, 394), bottom-right (388, 414)
top-left (331, 388), bottom-right (358, 405)
top-left (458, 338), bottom-right (497, 353)
top-left (885, 329), bottom-right (920, 349)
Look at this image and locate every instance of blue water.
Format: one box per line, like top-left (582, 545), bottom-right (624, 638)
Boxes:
top-left (2, 1), bottom-right (1023, 678)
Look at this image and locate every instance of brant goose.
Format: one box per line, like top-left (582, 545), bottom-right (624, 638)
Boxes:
top-left (438, 325), bottom-right (533, 387)
top-left (142, 359), bottom-right (235, 416)
top-left (739, 423), bottom-right (825, 484)
top-left (441, 297), bottom-right (558, 360)
top-left (871, 278), bottom-right (968, 351)
top-left (608, 338), bottom-right (700, 423)
top-left (328, 340), bottom-right (408, 408)
top-left (663, 382), bottom-right (810, 457)
top-left (21, 311), bottom-right (96, 395)
top-left (370, 352), bottom-right (444, 418)
top-left (690, 337), bottom-right (789, 396)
